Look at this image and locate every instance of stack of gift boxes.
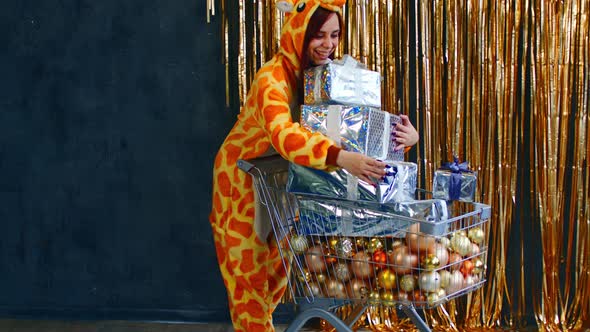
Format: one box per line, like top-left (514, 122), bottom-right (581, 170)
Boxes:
top-left (286, 55), bottom-right (483, 306)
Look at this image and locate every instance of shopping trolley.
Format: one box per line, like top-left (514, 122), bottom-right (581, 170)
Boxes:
top-left (237, 155), bottom-right (491, 332)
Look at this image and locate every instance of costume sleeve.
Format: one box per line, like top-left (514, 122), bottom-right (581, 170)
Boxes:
top-left (255, 73), bottom-right (338, 170)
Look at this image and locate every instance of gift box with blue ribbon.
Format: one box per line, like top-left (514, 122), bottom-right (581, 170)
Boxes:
top-left (432, 157), bottom-right (477, 202)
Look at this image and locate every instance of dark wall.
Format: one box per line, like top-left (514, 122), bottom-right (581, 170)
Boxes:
top-left (0, 0), bottom-right (237, 322)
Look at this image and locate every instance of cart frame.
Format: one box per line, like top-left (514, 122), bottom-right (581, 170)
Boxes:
top-left (237, 156), bottom-right (491, 332)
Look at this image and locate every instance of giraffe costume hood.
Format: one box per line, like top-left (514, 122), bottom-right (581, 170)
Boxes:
top-left (276, 0), bottom-right (345, 77)
top-left (210, 1), bottom-right (345, 331)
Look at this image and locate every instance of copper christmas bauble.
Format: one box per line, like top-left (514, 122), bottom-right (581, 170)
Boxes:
top-left (448, 252), bottom-right (463, 270)
top-left (405, 223), bottom-right (436, 253)
top-left (304, 245), bottom-right (327, 273)
top-left (427, 242), bottom-right (449, 267)
top-left (389, 246), bottom-right (419, 274)
top-left (350, 251), bottom-right (374, 279)
top-left (346, 278), bottom-right (370, 299)
top-left (460, 259), bottom-right (474, 276)
top-left (325, 279), bottom-right (346, 299)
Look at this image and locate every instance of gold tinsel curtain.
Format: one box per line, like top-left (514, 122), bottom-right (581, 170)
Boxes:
top-left (207, 0), bottom-right (590, 330)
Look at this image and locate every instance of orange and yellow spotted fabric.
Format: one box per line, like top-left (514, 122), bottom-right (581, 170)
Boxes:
top-left (209, 0), bottom-right (346, 331)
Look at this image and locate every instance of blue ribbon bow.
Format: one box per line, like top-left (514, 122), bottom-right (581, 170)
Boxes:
top-left (440, 156), bottom-right (472, 200)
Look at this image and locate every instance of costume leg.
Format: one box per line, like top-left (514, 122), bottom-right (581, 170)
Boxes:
top-left (210, 188), bottom-right (279, 332)
top-left (266, 235), bottom-right (290, 314)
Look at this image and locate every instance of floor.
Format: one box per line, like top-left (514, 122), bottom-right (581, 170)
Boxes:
top-left (0, 319), bottom-right (331, 332)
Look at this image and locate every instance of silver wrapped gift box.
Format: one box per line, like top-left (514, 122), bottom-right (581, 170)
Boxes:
top-left (301, 104), bottom-right (404, 162)
top-left (303, 55), bottom-right (381, 107)
top-left (432, 170), bottom-right (477, 202)
top-left (287, 161), bottom-right (417, 204)
top-left (295, 197), bottom-right (449, 237)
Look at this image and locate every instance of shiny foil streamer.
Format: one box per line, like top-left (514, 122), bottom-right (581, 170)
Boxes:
top-left (301, 104), bottom-right (404, 161)
top-left (287, 161), bottom-right (417, 204)
top-left (208, 0), bottom-right (589, 330)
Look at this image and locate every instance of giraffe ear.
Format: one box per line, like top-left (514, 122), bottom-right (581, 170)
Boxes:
top-left (276, 0), bottom-right (294, 13)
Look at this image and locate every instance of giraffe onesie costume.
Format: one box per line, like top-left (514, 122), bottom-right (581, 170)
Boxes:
top-left (209, 0), bottom-right (346, 331)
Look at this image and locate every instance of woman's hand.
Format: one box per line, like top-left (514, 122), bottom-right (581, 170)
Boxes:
top-left (336, 150), bottom-right (387, 184)
top-left (392, 114), bottom-right (419, 150)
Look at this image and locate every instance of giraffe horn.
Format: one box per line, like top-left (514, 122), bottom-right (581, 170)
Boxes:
top-left (276, 0), bottom-right (294, 13)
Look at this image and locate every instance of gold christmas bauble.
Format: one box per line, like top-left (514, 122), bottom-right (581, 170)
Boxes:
top-left (368, 290), bottom-right (381, 304)
top-left (438, 270), bottom-right (452, 289)
top-left (315, 273), bottom-right (327, 284)
top-left (328, 237), bottom-right (339, 250)
top-left (468, 227), bottom-right (485, 244)
top-left (390, 239), bottom-right (404, 251)
top-left (367, 237), bottom-right (384, 254)
top-left (377, 269), bottom-right (397, 290)
top-left (400, 275), bottom-right (416, 292)
top-left (355, 237), bottom-right (368, 249)
top-left (421, 254), bottom-right (441, 271)
top-left (450, 234), bottom-right (472, 256)
top-left (334, 263), bottom-right (351, 282)
top-left (290, 235), bottom-right (309, 254)
top-left (472, 258), bottom-right (485, 274)
top-left (438, 237), bottom-right (451, 249)
top-left (380, 290), bottom-right (396, 306)
top-left (297, 269), bottom-right (311, 283)
top-left (426, 292), bottom-right (440, 306)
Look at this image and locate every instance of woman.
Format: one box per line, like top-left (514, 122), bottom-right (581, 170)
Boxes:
top-left (209, 1), bottom-right (418, 331)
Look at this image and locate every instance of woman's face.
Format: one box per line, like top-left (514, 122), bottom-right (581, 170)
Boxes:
top-left (306, 13), bottom-right (340, 65)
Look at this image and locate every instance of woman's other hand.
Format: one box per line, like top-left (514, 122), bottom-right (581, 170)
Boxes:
top-left (336, 150), bottom-right (386, 184)
top-left (392, 114), bottom-right (419, 150)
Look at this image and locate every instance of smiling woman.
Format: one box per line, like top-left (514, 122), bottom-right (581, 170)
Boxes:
top-left (207, 1), bottom-right (403, 331)
top-left (300, 7), bottom-right (343, 70)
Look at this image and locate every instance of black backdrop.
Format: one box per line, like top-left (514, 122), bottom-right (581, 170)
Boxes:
top-left (0, 0), bottom-right (248, 323)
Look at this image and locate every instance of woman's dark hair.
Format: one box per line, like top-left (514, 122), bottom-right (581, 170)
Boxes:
top-left (300, 7), bottom-right (343, 72)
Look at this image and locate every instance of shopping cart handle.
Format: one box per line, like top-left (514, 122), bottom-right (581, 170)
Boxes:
top-left (237, 159), bottom-right (255, 173)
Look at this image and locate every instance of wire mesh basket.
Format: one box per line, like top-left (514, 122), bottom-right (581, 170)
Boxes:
top-left (238, 156), bottom-right (491, 332)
